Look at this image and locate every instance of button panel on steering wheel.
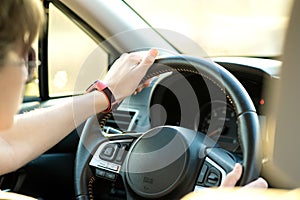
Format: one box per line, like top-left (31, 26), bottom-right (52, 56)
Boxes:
top-left (89, 139), bottom-right (132, 180)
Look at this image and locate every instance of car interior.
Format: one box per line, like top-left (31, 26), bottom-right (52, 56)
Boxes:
top-left (0, 0), bottom-right (299, 199)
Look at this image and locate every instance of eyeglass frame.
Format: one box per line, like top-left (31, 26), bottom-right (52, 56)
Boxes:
top-left (0, 59), bottom-right (42, 83)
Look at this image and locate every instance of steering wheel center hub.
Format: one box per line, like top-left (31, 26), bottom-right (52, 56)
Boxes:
top-left (125, 127), bottom-right (189, 198)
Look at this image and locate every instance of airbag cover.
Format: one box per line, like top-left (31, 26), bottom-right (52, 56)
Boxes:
top-left (125, 127), bottom-right (189, 198)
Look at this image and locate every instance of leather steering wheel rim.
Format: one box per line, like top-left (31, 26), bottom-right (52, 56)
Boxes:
top-left (74, 55), bottom-right (262, 200)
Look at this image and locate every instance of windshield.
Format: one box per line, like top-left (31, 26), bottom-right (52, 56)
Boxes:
top-left (125, 0), bottom-right (293, 58)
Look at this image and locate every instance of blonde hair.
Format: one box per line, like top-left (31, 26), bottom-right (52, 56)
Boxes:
top-left (0, 0), bottom-right (45, 61)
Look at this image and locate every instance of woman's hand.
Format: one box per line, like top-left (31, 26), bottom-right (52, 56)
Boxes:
top-left (103, 49), bottom-right (159, 102)
top-left (221, 163), bottom-right (268, 188)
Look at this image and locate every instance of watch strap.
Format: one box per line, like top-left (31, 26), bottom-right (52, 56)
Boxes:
top-left (86, 80), bottom-right (117, 113)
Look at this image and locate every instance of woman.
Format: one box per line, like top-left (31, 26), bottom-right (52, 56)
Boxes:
top-left (0, 0), bottom-right (266, 198)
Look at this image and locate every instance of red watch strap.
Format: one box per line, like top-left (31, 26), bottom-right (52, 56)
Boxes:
top-left (86, 80), bottom-right (116, 113)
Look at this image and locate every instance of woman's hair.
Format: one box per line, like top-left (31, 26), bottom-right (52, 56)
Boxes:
top-left (0, 0), bottom-right (45, 61)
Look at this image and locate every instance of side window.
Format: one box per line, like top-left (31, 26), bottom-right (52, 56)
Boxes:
top-left (48, 3), bottom-right (108, 97)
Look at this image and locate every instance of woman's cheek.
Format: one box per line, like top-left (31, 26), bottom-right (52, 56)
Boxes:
top-left (0, 66), bottom-right (26, 130)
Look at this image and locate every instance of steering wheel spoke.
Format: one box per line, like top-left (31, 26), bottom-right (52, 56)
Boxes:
top-left (89, 139), bottom-right (133, 181)
top-left (195, 157), bottom-right (227, 189)
top-left (196, 146), bottom-right (242, 189)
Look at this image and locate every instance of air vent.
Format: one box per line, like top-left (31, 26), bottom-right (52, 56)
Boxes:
top-left (104, 109), bottom-right (138, 133)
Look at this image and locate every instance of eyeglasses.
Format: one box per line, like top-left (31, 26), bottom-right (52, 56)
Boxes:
top-left (0, 59), bottom-right (41, 83)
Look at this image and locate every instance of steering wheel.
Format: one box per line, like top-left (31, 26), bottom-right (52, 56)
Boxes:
top-left (74, 55), bottom-right (262, 200)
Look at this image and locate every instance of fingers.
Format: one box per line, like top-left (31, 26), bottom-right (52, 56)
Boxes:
top-left (119, 49), bottom-right (158, 70)
top-left (222, 163), bottom-right (268, 189)
top-left (244, 177), bottom-right (268, 188)
top-left (138, 49), bottom-right (159, 71)
top-left (103, 49), bottom-right (159, 101)
top-left (143, 78), bottom-right (152, 87)
top-left (109, 53), bottom-right (142, 72)
top-left (133, 78), bottom-right (153, 95)
top-left (221, 163), bottom-right (243, 187)
top-left (131, 49), bottom-right (159, 95)
top-left (116, 49), bottom-right (158, 73)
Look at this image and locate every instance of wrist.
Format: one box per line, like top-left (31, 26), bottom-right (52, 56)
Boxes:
top-left (86, 80), bottom-right (117, 113)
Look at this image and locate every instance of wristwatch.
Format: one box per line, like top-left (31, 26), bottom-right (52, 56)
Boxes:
top-left (86, 80), bottom-right (117, 113)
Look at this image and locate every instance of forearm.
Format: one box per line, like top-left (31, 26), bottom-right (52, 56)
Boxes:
top-left (0, 49), bottom-right (158, 175)
top-left (0, 92), bottom-right (108, 175)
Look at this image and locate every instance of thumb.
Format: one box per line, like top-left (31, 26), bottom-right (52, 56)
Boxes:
top-left (221, 163), bottom-right (243, 187)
